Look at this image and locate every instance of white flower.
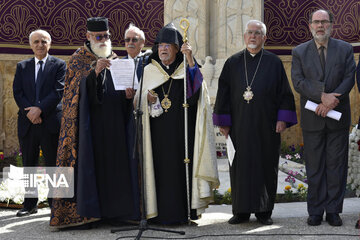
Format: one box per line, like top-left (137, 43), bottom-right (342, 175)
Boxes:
top-left (0, 177), bottom-right (47, 205)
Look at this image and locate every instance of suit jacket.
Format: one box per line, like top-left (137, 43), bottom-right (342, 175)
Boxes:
top-left (291, 38), bottom-right (355, 131)
top-left (13, 55), bottom-right (66, 137)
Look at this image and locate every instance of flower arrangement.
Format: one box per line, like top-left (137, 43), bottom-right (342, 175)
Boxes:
top-left (348, 125), bottom-right (360, 196)
top-left (280, 142), bottom-right (305, 164)
top-left (283, 183), bottom-right (307, 202)
top-left (213, 188), bottom-right (232, 204)
top-left (0, 173), bottom-right (48, 206)
top-left (0, 149), bottom-right (48, 206)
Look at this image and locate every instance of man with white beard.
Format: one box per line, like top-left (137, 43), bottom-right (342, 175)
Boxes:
top-left (50, 17), bottom-right (139, 229)
top-left (213, 20), bottom-right (297, 225)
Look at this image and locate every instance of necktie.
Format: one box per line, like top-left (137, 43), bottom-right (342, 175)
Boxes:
top-left (319, 46), bottom-right (325, 73)
top-left (35, 60), bottom-right (43, 103)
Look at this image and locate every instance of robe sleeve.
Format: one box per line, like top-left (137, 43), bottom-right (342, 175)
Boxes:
top-left (186, 62), bottom-right (202, 98)
top-left (277, 61), bottom-right (297, 128)
top-left (213, 58), bottom-right (232, 126)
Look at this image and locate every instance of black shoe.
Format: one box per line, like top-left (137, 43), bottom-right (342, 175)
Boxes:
top-left (326, 213), bottom-right (342, 226)
top-left (257, 216), bottom-right (273, 225)
top-left (16, 207), bottom-right (38, 217)
top-left (355, 219), bottom-right (360, 229)
top-left (307, 215), bottom-right (322, 226)
top-left (228, 214), bottom-right (250, 224)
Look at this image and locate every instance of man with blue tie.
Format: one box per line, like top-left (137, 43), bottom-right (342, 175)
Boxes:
top-left (13, 29), bottom-right (66, 217)
top-left (123, 23), bottom-right (147, 97)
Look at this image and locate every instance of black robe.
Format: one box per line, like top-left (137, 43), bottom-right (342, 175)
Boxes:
top-left (213, 49), bottom-right (296, 214)
top-left (149, 57), bottom-right (200, 224)
top-left (86, 69), bottom-right (137, 219)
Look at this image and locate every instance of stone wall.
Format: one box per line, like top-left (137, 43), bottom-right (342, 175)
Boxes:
top-left (0, 55), bottom-right (70, 156)
top-left (1, 0), bottom-right (360, 155)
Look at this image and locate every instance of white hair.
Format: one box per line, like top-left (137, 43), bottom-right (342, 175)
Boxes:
top-left (29, 29), bottom-right (52, 44)
top-left (245, 20), bottom-right (267, 35)
top-left (124, 23), bottom-right (145, 41)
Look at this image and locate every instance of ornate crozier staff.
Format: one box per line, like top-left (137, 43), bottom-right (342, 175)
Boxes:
top-left (180, 18), bottom-right (191, 225)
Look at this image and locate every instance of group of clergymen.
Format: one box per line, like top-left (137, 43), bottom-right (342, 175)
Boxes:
top-left (12, 8), bottom-right (360, 230)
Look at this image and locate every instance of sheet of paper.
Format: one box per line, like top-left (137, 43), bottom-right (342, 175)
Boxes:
top-left (305, 100), bottom-right (342, 121)
top-left (226, 135), bottom-right (235, 166)
top-left (109, 59), bottom-right (138, 90)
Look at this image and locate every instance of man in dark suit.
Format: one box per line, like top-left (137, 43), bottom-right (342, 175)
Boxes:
top-left (123, 23), bottom-right (147, 92)
top-left (291, 9), bottom-right (356, 226)
top-left (13, 29), bottom-right (66, 217)
top-left (123, 24), bottom-right (148, 221)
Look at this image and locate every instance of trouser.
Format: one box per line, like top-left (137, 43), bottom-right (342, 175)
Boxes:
top-left (19, 124), bottom-right (58, 209)
top-left (302, 127), bottom-right (348, 216)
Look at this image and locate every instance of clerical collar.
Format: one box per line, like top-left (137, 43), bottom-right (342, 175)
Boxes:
top-left (159, 58), bottom-right (180, 75)
top-left (246, 48), bottom-right (262, 57)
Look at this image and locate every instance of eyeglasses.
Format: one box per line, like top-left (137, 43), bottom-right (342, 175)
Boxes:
top-left (311, 20), bottom-right (331, 25)
top-left (125, 37), bottom-right (140, 43)
top-left (92, 34), bottom-right (111, 41)
top-left (245, 30), bottom-right (262, 36)
top-left (158, 44), bottom-right (171, 49)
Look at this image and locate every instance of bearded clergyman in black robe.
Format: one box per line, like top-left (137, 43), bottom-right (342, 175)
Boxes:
top-left (50, 17), bottom-right (139, 228)
top-left (135, 23), bottom-right (219, 224)
top-left (213, 20), bottom-right (297, 225)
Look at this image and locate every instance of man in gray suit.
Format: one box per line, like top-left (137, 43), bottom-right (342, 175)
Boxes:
top-left (291, 9), bottom-right (355, 226)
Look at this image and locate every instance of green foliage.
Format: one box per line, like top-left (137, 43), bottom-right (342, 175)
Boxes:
top-left (213, 189), bottom-right (232, 205)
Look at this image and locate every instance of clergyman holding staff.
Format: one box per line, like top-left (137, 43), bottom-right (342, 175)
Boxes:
top-left (134, 22), bottom-right (219, 224)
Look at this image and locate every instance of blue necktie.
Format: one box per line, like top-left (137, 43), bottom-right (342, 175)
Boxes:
top-left (35, 60), bottom-right (43, 104)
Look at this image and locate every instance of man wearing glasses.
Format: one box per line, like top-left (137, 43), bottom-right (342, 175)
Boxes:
top-left (50, 17), bottom-right (138, 229)
top-left (213, 20), bottom-right (297, 226)
top-left (292, 9), bottom-right (356, 226)
top-left (134, 23), bottom-right (219, 224)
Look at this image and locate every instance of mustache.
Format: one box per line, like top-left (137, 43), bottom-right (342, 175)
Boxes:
top-left (127, 44), bottom-right (135, 48)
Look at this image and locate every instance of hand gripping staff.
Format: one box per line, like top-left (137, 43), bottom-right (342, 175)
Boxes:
top-left (180, 18), bottom-right (191, 225)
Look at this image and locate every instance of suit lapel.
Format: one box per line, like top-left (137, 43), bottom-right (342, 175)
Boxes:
top-left (324, 38), bottom-right (335, 82)
top-left (309, 40), bottom-right (325, 80)
top-left (28, 58), bottom-right (36, 92)
top-left (137, 57), bottom-right (142, 81)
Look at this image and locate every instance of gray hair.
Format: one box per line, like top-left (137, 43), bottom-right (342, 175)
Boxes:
top-left (124, 23), bottom-right (145, 41)
top-left (309, 9), bottom-right (334, 23)
top-left (29, 29), bottom-right (52, 44)
top-left (245, 20), bottom-right (267, 35)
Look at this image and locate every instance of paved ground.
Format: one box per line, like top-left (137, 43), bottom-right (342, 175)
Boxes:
top-left (1, 158), bottom-right (359, 239)
top-left (0, 198), bottom-right (359, 240)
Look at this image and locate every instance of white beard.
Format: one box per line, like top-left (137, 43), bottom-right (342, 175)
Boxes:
top-left (91, 39), bottom-right (112, 58)
top-left (248, 44), bottom-right (258, 49)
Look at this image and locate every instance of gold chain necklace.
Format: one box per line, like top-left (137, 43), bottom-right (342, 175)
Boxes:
top-left (161, 79), bottom-right (174, 112)
top-left (243, 49), bottom-right (264, 103)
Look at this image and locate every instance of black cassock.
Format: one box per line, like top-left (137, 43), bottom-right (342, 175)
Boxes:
top-left (214, 49), bottom-right (296, 214)
top-left (150, 57), bottom-right (200, 224)
top-left (86, 69), bottom-right (138, 219)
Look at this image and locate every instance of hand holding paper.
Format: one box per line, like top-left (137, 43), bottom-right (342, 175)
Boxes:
top-left (305, 100), bottom-right (342, 121)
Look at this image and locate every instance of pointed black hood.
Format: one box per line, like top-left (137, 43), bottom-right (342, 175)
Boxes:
top-left (150, 23), bottom-right (184, 63)
top-left (155, 23), bottom-right (184, 47)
